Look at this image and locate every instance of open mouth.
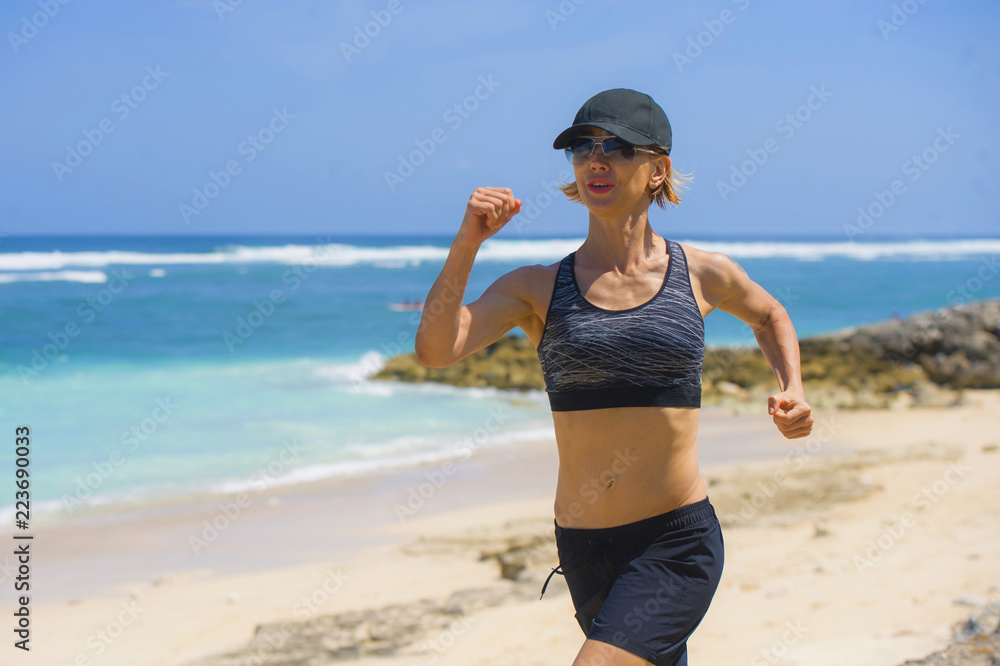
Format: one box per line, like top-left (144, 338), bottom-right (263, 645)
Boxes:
top-left (587, 181), bottom-right (614, 193)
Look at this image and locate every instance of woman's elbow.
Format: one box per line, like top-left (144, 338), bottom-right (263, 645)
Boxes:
top-left (414, 337), bottom-right (453, 368)
top-left (757, 301), bottom-right (790, 331)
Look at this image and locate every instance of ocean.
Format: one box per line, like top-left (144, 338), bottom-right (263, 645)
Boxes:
top-left (2, 233), bottom-right (998, 525)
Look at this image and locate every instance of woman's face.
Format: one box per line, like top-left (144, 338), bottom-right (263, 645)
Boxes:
top-left (570, 126), bottom-right (670, 218)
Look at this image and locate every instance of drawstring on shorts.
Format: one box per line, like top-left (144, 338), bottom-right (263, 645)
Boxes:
top-left (540, 563), bottom-right (565, 600)
top-left (539, 542), bottom-right (600, 600)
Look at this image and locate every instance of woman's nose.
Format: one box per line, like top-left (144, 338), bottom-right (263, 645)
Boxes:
top-left (588, 150), bottom-right (611, 168)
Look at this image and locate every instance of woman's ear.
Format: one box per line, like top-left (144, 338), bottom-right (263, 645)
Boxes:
top-left (649, 154), bottom-right (670, 189)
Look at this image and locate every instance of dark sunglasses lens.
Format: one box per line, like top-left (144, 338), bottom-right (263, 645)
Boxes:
top-left (615, 141), bottom-right (635, 162)
top-left (602, 138), bottom-right (635, 160)
top-left (565, 138), bottom-right (595, 163)
top-left (564, 137), bottom-right (639, 163)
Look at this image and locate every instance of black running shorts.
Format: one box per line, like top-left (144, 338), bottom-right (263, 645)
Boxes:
top-left (541, 497), bottom-right (724, 666)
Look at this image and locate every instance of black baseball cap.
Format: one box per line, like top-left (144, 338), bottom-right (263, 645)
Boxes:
top-left (552, 88), bottom-right (672, 155)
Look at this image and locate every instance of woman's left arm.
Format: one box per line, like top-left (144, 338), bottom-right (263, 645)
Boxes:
top-left (689, 248), bottom-right (814, 439)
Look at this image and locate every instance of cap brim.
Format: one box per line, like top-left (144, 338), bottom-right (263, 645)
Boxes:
top-left (552, 121), bottom-right (656, 149)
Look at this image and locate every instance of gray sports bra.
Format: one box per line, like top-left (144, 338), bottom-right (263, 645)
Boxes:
top-left (535, 240), bottom-right (705, 411)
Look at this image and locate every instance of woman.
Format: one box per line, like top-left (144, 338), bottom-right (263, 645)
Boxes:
top-left (414, 88), bottom-right (813, 666)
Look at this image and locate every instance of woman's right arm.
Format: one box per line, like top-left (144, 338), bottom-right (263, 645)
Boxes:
top-left (414, 187), bottom-right (531, 368)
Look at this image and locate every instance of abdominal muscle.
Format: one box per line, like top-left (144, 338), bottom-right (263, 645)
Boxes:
top-left (551, 405), bottom-right (707, 529)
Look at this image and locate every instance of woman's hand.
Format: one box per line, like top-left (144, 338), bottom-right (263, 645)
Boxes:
top-left (455, 187), bottom-right (522, 247)
top-left (767, 391), bottom-right (814, 439)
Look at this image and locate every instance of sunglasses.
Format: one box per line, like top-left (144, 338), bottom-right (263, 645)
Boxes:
top-left (564, 136), bottom-right (662, 165)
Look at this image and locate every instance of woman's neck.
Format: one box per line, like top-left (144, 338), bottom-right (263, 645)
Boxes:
top-left (579, 213), bottom-right (665, 272)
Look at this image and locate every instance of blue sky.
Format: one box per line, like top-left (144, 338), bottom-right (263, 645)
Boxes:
top-left (1, 0), bottom-right (998, 238)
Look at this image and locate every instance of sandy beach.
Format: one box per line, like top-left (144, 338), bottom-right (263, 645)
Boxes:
top-left (11, 390), bottom-right (1000, 665)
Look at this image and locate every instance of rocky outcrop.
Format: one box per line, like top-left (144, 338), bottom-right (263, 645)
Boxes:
top-left (374, 334), bottom-right (543, 390)
top-left (819, 299), bottom-right (1000, 389)
top-left (898, 595), bottom-right (1000, 665)
top-left (372, 300), bottom-right (1000, 410)
top-left (183, 529), bottom-right (561, 665)
top-left (183, 587), bottom-right (522, 664)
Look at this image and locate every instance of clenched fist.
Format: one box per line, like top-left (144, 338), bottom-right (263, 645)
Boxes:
top-left (767, 391), bottom-right (814, 439)
top-left (455, 187), bottom-right (522, 247)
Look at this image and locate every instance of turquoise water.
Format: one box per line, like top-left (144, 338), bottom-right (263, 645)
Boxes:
top-left (1, 234), bottom-right (998, 521)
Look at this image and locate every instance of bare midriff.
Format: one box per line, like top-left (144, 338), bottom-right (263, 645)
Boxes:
top-left (550, 405), bottom-right (706, 529)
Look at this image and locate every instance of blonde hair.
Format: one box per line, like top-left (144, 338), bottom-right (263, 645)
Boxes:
top-left (558, 151), bottom-right (693, 209)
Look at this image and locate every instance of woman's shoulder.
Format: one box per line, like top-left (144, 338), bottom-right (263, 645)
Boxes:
top-left (675, 242), bottom-right (730, 273)
top-left (676, 242), bottom-right (751, 294)
top-left (490, 259), bottom-right (564, 299)
top-left (522, 258), bottom-right (565, 293)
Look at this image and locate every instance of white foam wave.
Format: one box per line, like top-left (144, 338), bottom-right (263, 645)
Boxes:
top-left (0, 498), bottom-right (66, 525)
top-left (312, 351), bottom-right (386, 386)
top-left (317, 353), bottom-right (550, 405)
top-left (476, 238), bottom-right (583, 260)
top-left (678, 238), bottom-right (1000, 261)
top-left (0, 270), bottom-right (108, 284)
top-left (0, 420), bottom-right (557, 522)
top-left (0, 244), bottom-right (456, 270)
top-left (206, 423), bottom-right (556, 496)
top-left (4, 238), bottom-right (994, 271)
top-left (207, 458), bottom-right (395, 494)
